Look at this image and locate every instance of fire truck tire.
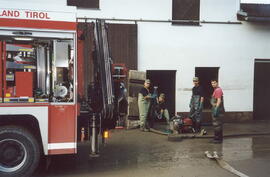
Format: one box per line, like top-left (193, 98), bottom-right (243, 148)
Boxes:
top-left (0, 126), bottom-right (40, 177)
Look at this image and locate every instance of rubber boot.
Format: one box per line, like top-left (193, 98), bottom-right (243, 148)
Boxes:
top-left (213, 131), bottom-right (222, 143)
top-left (218, 130), bottom-right (223, 142)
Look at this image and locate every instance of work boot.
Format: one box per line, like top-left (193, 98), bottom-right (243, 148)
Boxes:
top-left (193, 120), bottom-right (201, 133)
top-left (199, 129), bottom-right (207, 136)
top-left (214, 131), bottom-right (219, 140)
top-left (218, 131), bottom-right (223, 142)
top-left (197, 124), bottom-right (201, 133)
top-left (214, 130), bottom-right (223, 142)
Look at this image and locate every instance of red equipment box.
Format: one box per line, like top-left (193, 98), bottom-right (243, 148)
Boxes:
top-left (15, 72), bottom-right (33, 97)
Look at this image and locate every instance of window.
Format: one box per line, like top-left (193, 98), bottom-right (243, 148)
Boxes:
top-left (67, 0), bottom-right (99, 9)
top-left (172, 0), bottom-right (200, 25)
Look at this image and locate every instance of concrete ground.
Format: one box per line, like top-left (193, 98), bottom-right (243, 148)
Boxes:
top-left (34, 121), bottom-right (270, 177)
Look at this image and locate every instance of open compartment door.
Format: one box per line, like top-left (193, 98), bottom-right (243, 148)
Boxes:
top-left (0, 41), bottom-right (6, 102)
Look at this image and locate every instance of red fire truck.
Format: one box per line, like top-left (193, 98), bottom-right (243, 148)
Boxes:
top-left (0, 7), bottom-right (127, 177)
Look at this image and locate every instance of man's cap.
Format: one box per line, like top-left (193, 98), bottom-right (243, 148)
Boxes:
top-left (193, 77), bottom-right (199, 82)
top-left (145, 79), bottom-right (151, 84)
top-left (159, 93), bottom-right (165, 99)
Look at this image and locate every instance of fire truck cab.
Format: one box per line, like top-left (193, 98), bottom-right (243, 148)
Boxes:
top-left (0, 6), bottom-right (123, 177)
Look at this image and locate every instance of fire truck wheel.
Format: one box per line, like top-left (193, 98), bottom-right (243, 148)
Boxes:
top-left (0, 126), bottom-right (40, 177)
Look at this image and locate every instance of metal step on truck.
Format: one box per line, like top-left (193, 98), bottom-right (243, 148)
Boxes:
top-left (0, 7), bottom-right (127, 177)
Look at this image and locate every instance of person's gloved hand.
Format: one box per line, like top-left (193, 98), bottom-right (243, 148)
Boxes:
top-left (160, 109), bottom-right (164, 114)
top-left (151, 94), bottom-right (157, 99)
top-left (146, 94), bottom-right (152, 99)
top-left (213, 107), bottom-right (219, 117)
top-left (199, 102), bottom-right (203, 111)
top-left (157, 113), bottom-right (163, 119)
top-left (189, 101), bottom-right (192, 108)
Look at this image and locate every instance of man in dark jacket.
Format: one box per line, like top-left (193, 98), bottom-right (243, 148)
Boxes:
top-left (138, 79), bottom-right (152, 131)
top-left (189, 77), bottom-right (204, 132)
top-left (155, 93), bottom-right (170, 124)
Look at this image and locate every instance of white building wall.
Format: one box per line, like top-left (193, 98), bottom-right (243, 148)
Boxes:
top-left (78, 0), bottom-right (270, 113)
top-left (78, 0), bottom-right (171, 20)
top-left (138, 22), bottom-right (270, 112)
top-left (3, 0), bottom-right (67, 6)
top-left (0, 0), bottom-right (73, 12)
top-left (1, 0), bottom-right (270, 113)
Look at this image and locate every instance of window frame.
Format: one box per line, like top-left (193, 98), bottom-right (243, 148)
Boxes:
top-left (67, 0), bottom-right (100, 9)
top-left (172, 0), bottom-right (200, 26)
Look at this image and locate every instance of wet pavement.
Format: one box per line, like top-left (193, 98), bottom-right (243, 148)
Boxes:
top-left (34, 122), bottom-right (270, 177)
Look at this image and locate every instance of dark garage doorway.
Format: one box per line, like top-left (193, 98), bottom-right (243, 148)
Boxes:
top-left (254, 59), bottom-right (270, 120)
top-left (195, 67), bottom-right (219, 110)
top-left (146, 70), bottom-right (176, 118)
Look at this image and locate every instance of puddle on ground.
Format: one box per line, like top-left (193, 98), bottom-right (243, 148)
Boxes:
top-left (223, 136), bottom-right (270, 161)
top-left (36, 130), bottom-right (270, 176)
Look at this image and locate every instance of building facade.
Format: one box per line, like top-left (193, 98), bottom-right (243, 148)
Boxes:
top-left (1, 0), bottom-right (270, 121)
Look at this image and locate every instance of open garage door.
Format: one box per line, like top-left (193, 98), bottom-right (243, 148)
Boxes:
top-left (254, 59), bottom-right (270, 120)
top-left (147, 70), bottom-right (176, 118)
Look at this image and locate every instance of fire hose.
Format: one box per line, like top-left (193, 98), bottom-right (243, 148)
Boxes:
top-left (205, 151), bottom-right (249, 177)
top-left (167, 131), bottom-right (270, 141)
top-left (147, 128), bottom-right (270, 141)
